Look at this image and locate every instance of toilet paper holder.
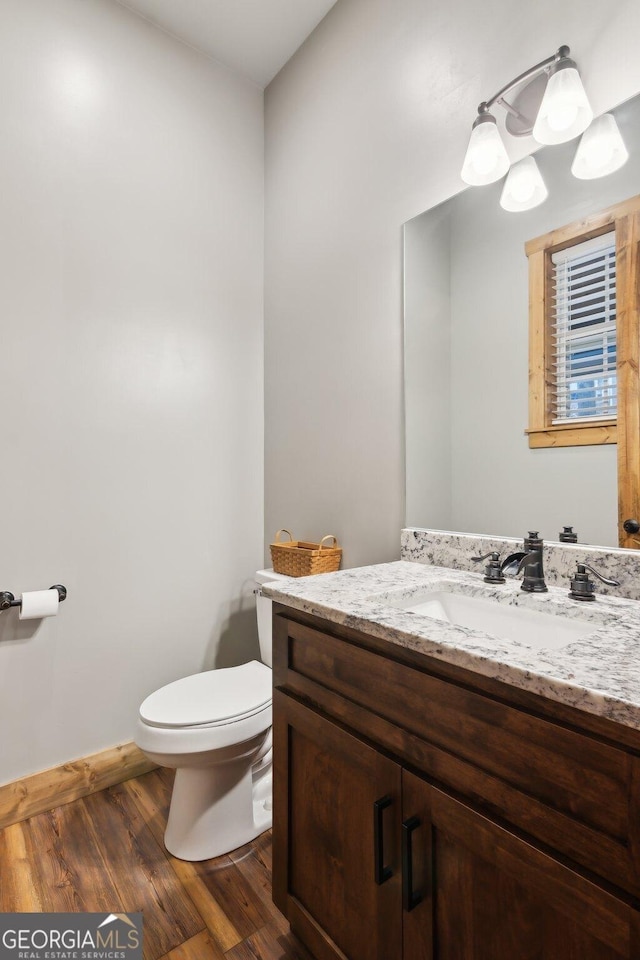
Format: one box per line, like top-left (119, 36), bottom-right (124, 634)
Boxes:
top-left (0, 584), bottom-right (67, 612)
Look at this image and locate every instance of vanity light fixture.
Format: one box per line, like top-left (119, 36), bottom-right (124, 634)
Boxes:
top-left (571, 113), bottom-right (629, 179)
top-left (460, 45), bottom-right (618, 203)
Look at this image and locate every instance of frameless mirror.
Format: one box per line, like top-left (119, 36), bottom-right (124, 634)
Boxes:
top-left (403, 92), bottom-right (640, 548)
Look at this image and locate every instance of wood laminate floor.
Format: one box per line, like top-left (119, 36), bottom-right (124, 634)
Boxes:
top-left (0, 767), bottom-right (312, 960)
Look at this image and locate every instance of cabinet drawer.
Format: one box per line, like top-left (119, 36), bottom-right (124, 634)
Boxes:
top-left (275, 611), bottom-right (639, 894)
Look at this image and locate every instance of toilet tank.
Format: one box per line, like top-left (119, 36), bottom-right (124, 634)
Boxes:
top-left (255, 569), bottom-right (289, 668)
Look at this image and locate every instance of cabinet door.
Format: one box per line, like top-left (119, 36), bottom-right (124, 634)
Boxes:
top-left (402, 770), bottom-right (638, 960)
top-left (273, 690), bottom-right (402, 960)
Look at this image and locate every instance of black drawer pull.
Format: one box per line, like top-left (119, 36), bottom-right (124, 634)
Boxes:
top-left (402, 816), bottom-right (423, 911)
top-left (373, 796), bottom-right (393, 885)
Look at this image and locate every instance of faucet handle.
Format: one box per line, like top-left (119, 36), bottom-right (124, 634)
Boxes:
top-left (569, 562), bottom-right (620, 601)
top-left (582, 563), bottom-right (620, 587)
top-left (471, 551), bottom-right (505, 584)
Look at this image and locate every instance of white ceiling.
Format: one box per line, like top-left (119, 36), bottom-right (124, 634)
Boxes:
top-left (117, 0), bottom-right (339, 87)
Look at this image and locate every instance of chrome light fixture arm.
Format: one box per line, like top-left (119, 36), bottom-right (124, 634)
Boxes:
top-left (478, 46), bottom-right (570, 120)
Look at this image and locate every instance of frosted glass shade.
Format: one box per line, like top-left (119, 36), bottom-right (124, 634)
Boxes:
top-left (461, 114), bottom-right (510, 186)
top-left (571, 113), bottom-right (629, 179)
top-left (500, 157), bottom-right (548, 212)
top-left (533, 65), bottom-right (593, 145)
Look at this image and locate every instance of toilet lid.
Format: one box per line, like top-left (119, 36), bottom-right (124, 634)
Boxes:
top-left (139, 661), bottom-right (272, 728)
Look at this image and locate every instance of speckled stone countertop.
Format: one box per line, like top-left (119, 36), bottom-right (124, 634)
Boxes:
top-left (263, 560), bottom-right (640, 731)
top-left (401, 528), bottom-right (640, 600)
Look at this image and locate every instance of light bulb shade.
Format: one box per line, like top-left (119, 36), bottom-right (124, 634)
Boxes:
top-left (532, 61), bottom-right (593, 144)
top-left (500, 156), bottom-right (548, 212)
top-left (461, 113), bottom-right (510, 186)
top-left (571, 113), bottom-right (629, 179)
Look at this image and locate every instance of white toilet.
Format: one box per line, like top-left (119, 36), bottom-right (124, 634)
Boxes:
top-left (134, 569), bottom-right (286, 861)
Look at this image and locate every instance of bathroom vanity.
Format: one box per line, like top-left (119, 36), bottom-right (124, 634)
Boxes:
top-left (265, 556), bottom-right (640, 959)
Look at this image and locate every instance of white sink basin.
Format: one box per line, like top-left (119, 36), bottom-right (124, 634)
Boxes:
top-left (384, 589), bottom-right (597, 650)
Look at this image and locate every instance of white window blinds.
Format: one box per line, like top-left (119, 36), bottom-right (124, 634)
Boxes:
top-left (551, 232), bottom-right (617, 424)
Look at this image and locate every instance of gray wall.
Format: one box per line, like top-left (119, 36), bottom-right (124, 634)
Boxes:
top-left (0, 0), bottom-right (264, 783)
top-left (264, 0), bottom-right (640, 569)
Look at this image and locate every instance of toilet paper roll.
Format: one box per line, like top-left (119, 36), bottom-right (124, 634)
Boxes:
top-left (19, 589), bottom-right (59, 620)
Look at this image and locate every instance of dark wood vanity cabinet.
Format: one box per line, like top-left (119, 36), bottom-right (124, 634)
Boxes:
top-left (274, 690), bottom-right (402, 960)
top-left (272, 604), bottom-right (640, 960)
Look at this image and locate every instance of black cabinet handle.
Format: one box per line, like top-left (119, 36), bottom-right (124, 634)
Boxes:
top-left (624, 519), bottom-right (640, 534)
top-left (373, 796), bottom-right (393, 885)
top-left (402, 816), bottom-right (423, 912)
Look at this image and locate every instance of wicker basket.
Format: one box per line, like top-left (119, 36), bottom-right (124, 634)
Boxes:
top-left (270, 529), bottom-right (342, 578)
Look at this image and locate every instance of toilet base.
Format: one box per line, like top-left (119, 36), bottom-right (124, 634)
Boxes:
top-left (164, 747), bottom-right (272, 861)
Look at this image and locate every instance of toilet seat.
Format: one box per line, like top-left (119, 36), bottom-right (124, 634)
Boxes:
top-left (140, 661), bottom-right (271, 729)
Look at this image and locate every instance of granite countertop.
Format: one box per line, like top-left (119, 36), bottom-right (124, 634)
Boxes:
top-left (262, 560), bottom-right (640, 730)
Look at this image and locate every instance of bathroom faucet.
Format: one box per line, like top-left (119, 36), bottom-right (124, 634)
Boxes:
top-left (501, 532), bottom-right (548, 593)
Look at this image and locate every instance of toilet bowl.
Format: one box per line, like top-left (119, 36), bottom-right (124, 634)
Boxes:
top-left (134, 569), bottom-right (286, 861)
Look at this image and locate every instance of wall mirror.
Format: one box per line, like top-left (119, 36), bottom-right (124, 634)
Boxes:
top-left (404, 92), bottom-right (640, 549)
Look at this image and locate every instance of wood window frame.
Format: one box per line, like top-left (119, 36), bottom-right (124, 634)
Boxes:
top-left (525, 195), bottom-right (640, 548)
